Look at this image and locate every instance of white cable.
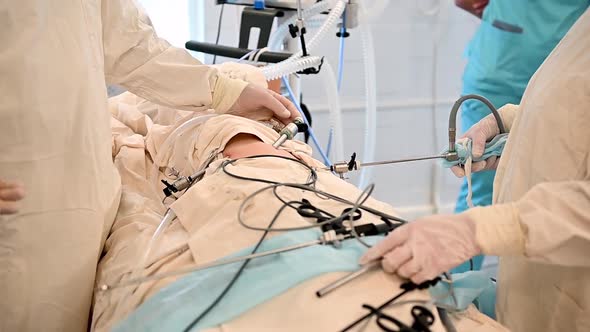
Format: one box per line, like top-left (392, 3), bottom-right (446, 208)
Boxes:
top-left (357, 0), bottom-right (378, 188)
top-left (321, 61), bottom-right (345, 162)
top-left (421, 0), bottom-right (445, 214)
top-left (253, 47), bottom-right (269, 62)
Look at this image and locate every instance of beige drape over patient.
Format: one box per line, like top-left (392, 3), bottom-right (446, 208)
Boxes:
top-left (464, 8), bottom-right (590, 332)
top-left (0, 1), bottom-right (249, 331)
top-left (93, 93), bottom-right (507, 332)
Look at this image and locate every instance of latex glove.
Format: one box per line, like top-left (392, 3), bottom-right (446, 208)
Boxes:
top-left (451, 114), bottom-right (501, 178)
top-left (227, 84), bottom-right (299, 125)
top-left (359, 214), bottom-right (481, 284)
top-left (455, 0), bottom-right (489, 18)
top-left (0, 180), bottom-right (25, 215)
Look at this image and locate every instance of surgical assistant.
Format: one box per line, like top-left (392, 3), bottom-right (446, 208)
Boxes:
top-left (363, 8), bottom-right (590, 332)
top-left (0, 1), bottom-right (298, 331)
top-left (453, 0), bottom-right (589, 272)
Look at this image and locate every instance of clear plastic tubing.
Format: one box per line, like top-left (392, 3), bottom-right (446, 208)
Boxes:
top-left (115, 209), bottom-right (177, 316)
top-left (269, 0), bottom-right (334, 49)
top-left (261, 55), bottom-right (323, 80)
top-left (270, 16), bottom-right (326, 50)
top-left (150, 114), bottom-right (217, 195)
top-left (357, 0), bottom-right (378, 188)
top-left (139, 209), bottom-right (176, 276)
top-left (321, 61), bottom-right (345, 162)
top-left (360, 0), bottom-right (389, 22)
top-left (263, 0), bottom-right (347, 76)
top-left (293, 0), bottom-right (346, 60)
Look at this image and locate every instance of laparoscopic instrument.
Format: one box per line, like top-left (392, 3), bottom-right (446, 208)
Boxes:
top-left (99, 214), bottom-right (399, 292)
top-left (326, 95), bottom-right (507, 178)
top-left (272, 117), bottom-right (307, 148)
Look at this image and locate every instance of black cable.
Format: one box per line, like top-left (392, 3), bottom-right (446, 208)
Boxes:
top-left (183, 155), bottom-right (407, 330)
top-left (221, 155), bottom-right (407, 228)
top-left (182, 201), bottom-right (290, 332)
top-left (469, 258), bottom-right (474, 271)
top-left (341, 288), bottom-right (412, 332)
top-left (212, 4), bottom-right (225, 65)
top-left (341, 279), bottom-right (440, 332)
top-left (221, 155), bottom-right (318, 186)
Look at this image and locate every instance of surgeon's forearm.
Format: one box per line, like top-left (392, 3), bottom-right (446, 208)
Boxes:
top-left (465, 180), bottom-right (590, 267)
top-left (101, 0), bottom-right (246, 113)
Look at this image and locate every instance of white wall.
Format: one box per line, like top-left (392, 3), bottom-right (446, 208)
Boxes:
top-left (151, 0), bottom-right (482, 220)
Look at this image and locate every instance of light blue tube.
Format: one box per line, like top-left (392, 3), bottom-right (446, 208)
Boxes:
top-left (281, 77), bottom-right (332, 166)
top-left (325, 128), bottom-right (334, 159)
top-left (337, 11), bottom-right (346, 91)
top-left (326, 10), bottom-right (346, 158)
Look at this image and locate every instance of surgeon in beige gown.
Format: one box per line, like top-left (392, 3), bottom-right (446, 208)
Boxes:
top-left (362, 8), bottom-right (590, 332)
top-left (0, 0), bottom-right (299, 331)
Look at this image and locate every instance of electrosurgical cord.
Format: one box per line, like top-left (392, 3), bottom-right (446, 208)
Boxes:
top-left (183, 167), bottom-right (386, 331)
top-left (100, 156), bottom-right (402, 288)
top-left (182, 192), bottom-right (283, 332)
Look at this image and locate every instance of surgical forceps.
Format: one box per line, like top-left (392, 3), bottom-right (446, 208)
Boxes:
top-left (363, 305), bottom-right (435, 332)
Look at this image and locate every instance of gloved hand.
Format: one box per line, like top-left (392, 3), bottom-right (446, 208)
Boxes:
top-left (226, 84), bottom-right (299, 125)
top-left (0, 180), bottom-right (25, 215)
top-left (451, 113), bottom-right (501, 178)
top-left (359, 214), bottom-right (481, 284)
top-left (455, 0), bottom-right (489, 18)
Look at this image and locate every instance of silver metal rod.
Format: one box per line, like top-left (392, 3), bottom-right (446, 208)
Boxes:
top-left (272, 134), bottom-right (288, 148)
top-left (360, 155), bottom-right (446, 167)
top-left (316, 260), bottom-right (380, 298)
top-left (99, 239), bottom-right (321, 292)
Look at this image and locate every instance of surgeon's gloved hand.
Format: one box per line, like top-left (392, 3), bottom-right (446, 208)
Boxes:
top-left (225, 84), bottom-right (299, 125)
top-left (0, 180), bottom-right (25, 215)
top-left (451, 113), bottom-right (501, 178)
top-left (359, 214), bottom-right (481, 284)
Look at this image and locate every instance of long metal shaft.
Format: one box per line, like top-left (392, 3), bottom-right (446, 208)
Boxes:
top-left (360, 155), bottom-right (446, 168)
top-left (99, 239), bottom-right (321, 292)
top-left (272, 134), bottom-right (289, 148)
top-left (316, 260), bottom-right (380, 298)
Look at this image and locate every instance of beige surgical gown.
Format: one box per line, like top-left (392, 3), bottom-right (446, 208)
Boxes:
top-left (464, 8), bottom-right (590, 332)
top-left (0, 1), bottom-right (249, 331)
